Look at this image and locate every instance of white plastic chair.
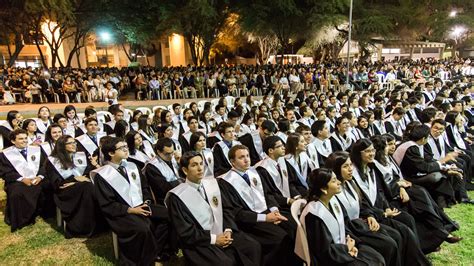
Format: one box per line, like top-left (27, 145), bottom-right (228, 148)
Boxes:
top-left (291, 198), bottom-right (311, 266)
top-left (97, 111), bottom-right (112, 124)
top-left (135, 107), bottom-right (152, 116)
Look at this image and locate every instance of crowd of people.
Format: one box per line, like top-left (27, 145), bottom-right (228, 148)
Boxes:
top-left (0, 58), bottom-right (473, 104)
top-left (0, 57), bottom-right (473, 265)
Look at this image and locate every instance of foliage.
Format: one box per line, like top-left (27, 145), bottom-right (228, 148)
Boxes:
top-left (158, 0), bottom-right (231, 66)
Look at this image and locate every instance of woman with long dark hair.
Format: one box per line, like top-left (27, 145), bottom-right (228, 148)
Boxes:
top-left (350, 138), bottom-right (429, 263)
top-left (330, 116), bottom-right (353, 152)
top-left (284, 133), bottom-right (314, 195)
top-left (41, 123), bottom-right (63, 157)
top-left (189, 132), bottom-right (214, 179)
top-left (35, 106), bottom-right (52, 134)
top-left (326, 151), bottom-right (400, 266)
top-left (22, 119), bottom-right (43, 145)
top-left (125, 130), bottom-right (155, 169)
top-left (298, 168), bottom-right (385, 265)
top-left (0, 110), bottom-right (23, 148)
top-left (45, 135), bottom-right (100, 238)
top-left (372, 134), bottom-right (461, 253)
top-left (138, 114), bottom-right (157, 144)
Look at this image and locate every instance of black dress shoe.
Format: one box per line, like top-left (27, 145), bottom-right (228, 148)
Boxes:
top-left (446, 235), bottom-right (463, 243)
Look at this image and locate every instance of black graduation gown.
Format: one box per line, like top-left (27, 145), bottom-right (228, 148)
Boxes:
top-left (285, 161), bottom-right (309, 197)
top-left (352, 171), bottom-right (430, 264)
top-left (178, 135), bottom-right (191, 153)
top-left (142, 162), bottom-right (182, 204)
top-left (0, 124), bottom-right (12, 148)
top-left (217, 178), bottom-right (299, 266)
top-left (0, 150), bottom-right (54, 231)
top-left (304, 211), bottom-right (385, 266)
top-left (399, 146), bottom-right (456, 202)
top-left (93, 169), bottom-right (171, 265)
top-left (45, 158), bottom-right (104, 237)
top-left (213, 144), bottom-right (232, 177)
top-left (166, 193), bottom-right (261, 266)
top-left (373, 166), bottom-right (454, 253)
top-left (238, 133), bottom-right (262, 166)
top-left (256, 163), bottom-right (301, 209)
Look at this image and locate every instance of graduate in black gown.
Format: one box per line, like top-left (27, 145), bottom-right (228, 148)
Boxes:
top-left (75, 118), bottom-right (106, 160)
top-left (40, 123), bottom-right (63, 157)
top-left (142, 137), bottom-right (183, 204)
top-left (92, 137), bottom-right (173, 265)
top-left (166, 151), bottom-right (261, 266)
top-left (0, 110), bottom-right (23, 149)
top-left (0, 129), bottom-right (52, 231)
top-left (125, 130), bottom-right (155, 170)
top-left (350, 138), bottom-right (430, 264)
top-left (310, 120), bottom-right (334, 167)
top-left (372, 134), bottom-right (462, 253)
top-left (330, 116), bottom-right (354, 152)
top-left (255, 136), bottom-right (302, 210)
top-left (325, 151), bottom-right (401, 266)
top-left (217, 145), bottom-right (300, 266)
top-left (45, 135), bottom-right (103, 238)
top-left (238, 120), bottom-right (277, 166)
top-left (213, 122), bottom-right (242, 177)
top-left (393, 125), bottom-right (460, 208)
top-left (298, 168), bottom-right (385, 265)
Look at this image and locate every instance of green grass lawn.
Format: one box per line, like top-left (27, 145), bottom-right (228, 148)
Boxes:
top-left (0, 191), bottom-right (471, 265)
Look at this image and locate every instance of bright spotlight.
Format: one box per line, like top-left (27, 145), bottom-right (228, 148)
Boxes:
top-left (100, 32), bottom-right (111, 42)
top-left (449, 10), bottom-right (457, 17)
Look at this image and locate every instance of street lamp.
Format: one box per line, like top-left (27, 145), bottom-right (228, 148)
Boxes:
top-left (100, 31), bottom-right (111, 67)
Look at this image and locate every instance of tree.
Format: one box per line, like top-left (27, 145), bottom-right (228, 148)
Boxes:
top-left (158, 0), bottom-right (231, 66)
top-left (0, 0), bottom-right (33, 67)
top-left (237, 0), bottom-right (313, 64)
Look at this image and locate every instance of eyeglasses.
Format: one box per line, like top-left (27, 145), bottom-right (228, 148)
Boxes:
top-left (65, 142), bottom-right (77, 145)
top-left (115, 145), bottom-right (129, 151)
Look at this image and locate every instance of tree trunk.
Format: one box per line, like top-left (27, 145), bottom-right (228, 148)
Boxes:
top-left (76, 48), bottom-right (81, 68)
top-left (8, 34), bottom-right (24, 67)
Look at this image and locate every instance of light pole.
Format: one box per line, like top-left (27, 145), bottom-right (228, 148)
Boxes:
top-left (100, 32), bottom-right (111, 67)
top-left (450, 26), bottom-right (466, 59)
top-left (345, 0), bottom-right (353, 87)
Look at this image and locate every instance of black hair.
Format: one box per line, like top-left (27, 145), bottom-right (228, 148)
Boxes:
top-left (179, 151), bottom-right (203, 178)
top-left (263, 135), bottom-right (283, 155)
top-left (325, 151), bottom-right (350, 181)
top-left (155, 137), bottom-right (174, 153)
top-left (306, 168), bottom-right (334, 201)
top-left (190, 131), bottom-right (206, 151)
top-left (409, 124), bottom-right (430, 142)
top-left (101, 137), bottom-right (123, 162)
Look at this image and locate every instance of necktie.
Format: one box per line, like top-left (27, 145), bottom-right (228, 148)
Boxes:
top-left (20, 149), bottom-right (27, 160)
top-left (91, 135), bottom-right (97, 145)
top-left (276, 164), bottom-right (283, 180)
top-left (198, 185), bottom-right (207, 201)
top-left (434, 138), bottom-right (442, 152)
top-left (117, 165), bottom-right (127, 178)
top-left (242, 173), bottom-right (251, 186)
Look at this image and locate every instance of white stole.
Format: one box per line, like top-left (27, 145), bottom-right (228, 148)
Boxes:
top-left (202, 149), bottom-right (215, 179)
top-left (3, 146), bottom-right (41, 179)
top-left (91, 162), bottom-right (143, 207)
top-left (40, 142), bottom-right (54, 156)
top-left (168, 179), bottom-right (223, 234)
top-left (312, 138), bottom-right (332, 158)
top-left (147, 156), bottom-right (180, 182)
top-left (255, 157), bottom-right (290, 197)
top-left (393, 141), bottom-right (417, 165)
top-left (373, 160), bottom-right (394, 184)
top-left (285, 154), bottom-right (308, 189)
top-left (48, 152), bottom-right (88, 179)
top-left (35, 118), bottom-right (51, 134)
top-left (306, 141), bottom-right (320, 168)
top-left (215, 140), bottom-right (241, 165)
top-left (352, 168), bottom-right (377, 206)
top-left (142, 140), bottom-right (156, 158)
top-left (78, 132), bottom-right (105, 154)
top-left (427, 136), bottom-right (446, 160)
top-left (250, 131), bottom-right (265, 160)
top-left (331, 132), bottom-right (352, 151)
top-left (219, 168), bottom-right (267, 213)
top-left (300, 198), bottom-right (346, 244)
top-left (335, 181), bottom-right (360, 220)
